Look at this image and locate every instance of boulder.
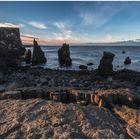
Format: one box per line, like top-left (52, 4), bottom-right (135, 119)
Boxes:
top-left (50, 92), bottom-right (68, 103)
top-left (87, 62), bottom-right (94, 66)
top-left (98, 51), bottom-right (115, 76)
top-left (122, 51), bottom-right (125, 54)
top-left (0, 27), bottom-right (25, 72)
top-left (124, 57), bottom-right (131, 64)
top-left (0, 90), bottom-right (22, 100)
top-left (58, 43), bottom-right (72, 66)
top-left (95, 88), bottom-right (135, 108)
top-left (24, 49), bottom-right (31, 64)
top-left (79, 65), bottom-right (87, 70)
top-left (32, 39), bottom-right (47, 66)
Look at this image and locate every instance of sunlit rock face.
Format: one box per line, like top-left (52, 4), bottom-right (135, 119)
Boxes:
top-left (58, 43), bottom-right (72, 66)
top-left (0, 27), bottom-right (25, 72)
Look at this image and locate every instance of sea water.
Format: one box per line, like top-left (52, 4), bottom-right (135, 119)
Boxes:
top-left (25, 45), bottom-right (140, 72)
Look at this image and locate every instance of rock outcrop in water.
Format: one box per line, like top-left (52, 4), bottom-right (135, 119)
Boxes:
top-left (98, 51), bottom-right (115, 76)
top-left (124, 57), bottom-right (131, 65)
top-left (32, 39), bottom-right (47, 66)
top-left (58, 43), bottom-right (72, 66)
top-left (0, 27), bottom-right (25, 72)
top-left (79, 65), bottom-right (87, 70)
top-left (24, 49), bottom-right (31, 64)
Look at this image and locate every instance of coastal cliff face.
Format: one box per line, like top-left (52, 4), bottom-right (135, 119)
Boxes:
top-left (0, 27), bottom-right (25, 72)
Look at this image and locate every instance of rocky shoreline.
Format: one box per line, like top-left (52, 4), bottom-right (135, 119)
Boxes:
top-left (0, 66), bottom-right (140, 139)
top-left (0, 27), bottom-right (140, 139)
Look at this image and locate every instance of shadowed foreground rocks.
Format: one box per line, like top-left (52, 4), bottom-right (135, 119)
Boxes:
top-left (0, 67), bottom-right (140, 139)
top-left (0, 86), bottom-right (140, 138)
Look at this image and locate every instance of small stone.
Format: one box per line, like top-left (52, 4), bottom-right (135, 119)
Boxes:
top-left (124, 57), bottom-right (131, 65)
top-left (79, 65), bottom-right (87, 70)
top-left (87, 63), bottom-right (94, 66)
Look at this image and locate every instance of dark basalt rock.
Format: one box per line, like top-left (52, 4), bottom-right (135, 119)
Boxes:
top-left (24, 49), bottom-right (31, 64)
top-left (0, 27), bottom-right (26, 72)
top-left (32, 39), bottom-right (47, 66)
top-left (87, 62), bottom-right (94, 66)
top-left (98, 51), bottom-right (115, 76)
top-left (124, 57), bottom-right (131, 65)
top-left (58, 43), bottom-right (72, 66)
top-left (79, 65), bottom-right (88, 70)
top-left (122, 51), bottom-right (125, 54)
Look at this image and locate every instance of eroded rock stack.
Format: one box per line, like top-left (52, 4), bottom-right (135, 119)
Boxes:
top-left (32, 39), bottom-right (47, 65)
top-left (58, 43), bottom-right (72, 66)
top-left (0, 27), bottom-right (25, 73)
top-left (98, 51), bottom-right (115, 76)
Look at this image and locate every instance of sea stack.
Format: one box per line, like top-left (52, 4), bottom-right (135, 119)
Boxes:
top-left (0, 27), bottom-right (25, 73)
top-left (98, 51), bottom-right (115, 76)
top-left (58, 43), bottom-right (72, 66)
top-left (32, 39), bottom-right (47, 66)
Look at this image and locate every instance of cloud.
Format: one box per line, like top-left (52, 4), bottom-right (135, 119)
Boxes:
top-left (21, 33), bottom-right (38, 39)
top-left (21, 33), bottom-right (39, 45)
top-left (0, 22), bottom-right (24, 28)
top-left (53, 21), bottom-right (72, 40)
top-left (79, 2), bottom-right (124, 27)
top-left (28, 21), bottom-right (47, 29)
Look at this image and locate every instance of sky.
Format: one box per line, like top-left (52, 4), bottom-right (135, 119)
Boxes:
top-left (1, 1), bottom-right (140, 45)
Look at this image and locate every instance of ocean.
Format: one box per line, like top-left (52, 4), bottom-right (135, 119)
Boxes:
top-left (25, 45), bottom-right (140, 72)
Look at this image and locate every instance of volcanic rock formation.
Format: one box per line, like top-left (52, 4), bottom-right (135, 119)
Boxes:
top-left (58, 43), bottom-right (72, 66)
top-left (98, 51), bottom-right (115, 76)
top-left (32, 39), bottom-right (47, 65)
top-left (0, 27), bottom-right (25, 72)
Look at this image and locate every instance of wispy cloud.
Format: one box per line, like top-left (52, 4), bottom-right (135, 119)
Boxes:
top-left (53, 21), bottom-right (72, 41)
top-left (0, 22), bottom-right (24, 28)
top-left (21, 33), bottom-right (38, 39)
top-left (28, 21), bottom-right (47, 29)
top-left (79, 2), bottom-right (123, 27)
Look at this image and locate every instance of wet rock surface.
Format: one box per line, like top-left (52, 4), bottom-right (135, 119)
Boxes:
top-left (58, 43), bottom-right (72, 66)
